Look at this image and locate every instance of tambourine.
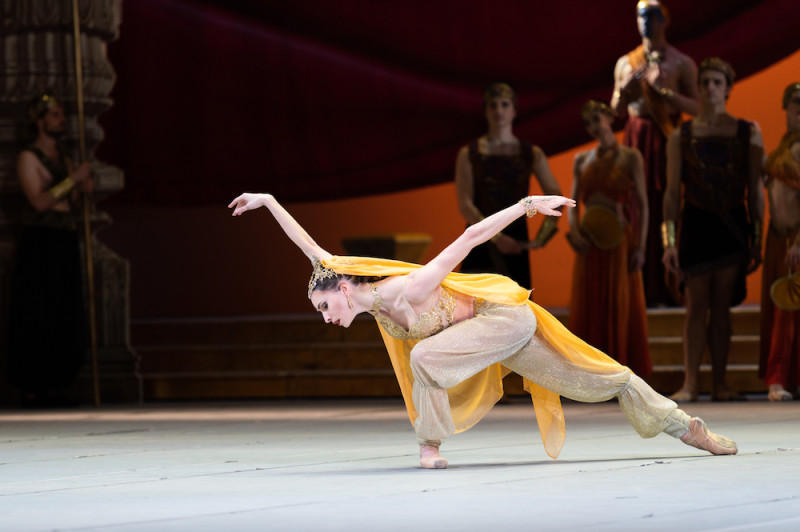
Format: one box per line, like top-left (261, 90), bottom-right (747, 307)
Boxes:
top-left (770, 270), bottom-right (800, 311)
top-left (580, 205), bottom-right (623, 250)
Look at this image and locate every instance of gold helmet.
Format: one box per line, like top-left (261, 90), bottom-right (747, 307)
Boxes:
top-left (699, 57), bottom-right (736, 87)
top-left (782, 82), bottom-right (800, 109)
top-left (580, 100), bottom-right (614, 121)
top-left (483, 82), bottom-right (518, 109)
top-left (770, 271), bottom-right (800, 311)
top-left (636, 1), bottom-right (670, 23)
top-left (28, 91), bottom-right (62, 121)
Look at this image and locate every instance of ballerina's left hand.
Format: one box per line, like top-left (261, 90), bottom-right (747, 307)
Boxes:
top-left (529, 195), bottom-right (577, 216)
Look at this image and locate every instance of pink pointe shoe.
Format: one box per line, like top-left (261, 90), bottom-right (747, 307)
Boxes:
top-left (419, 444), bottom-right (448, 469)
top-left (680, 417), bottom-right (738, 455)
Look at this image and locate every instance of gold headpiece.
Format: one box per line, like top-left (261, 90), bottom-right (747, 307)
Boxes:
top-left (699, 57), bottom-right (736, 86)
top-left (637, 1), bottom-right (669, 22)
top-left (771, 271), bottom-right (800, 311)
top-left (28, 91), bottom-right (61, 122)
top-left (483, 82), bottom-right (518, 109)
top-left (782, 82), bottom-right (800, 109)
top-left (308, 256), bottom-right (338, 299)
top-left (580, 100), bottom-right (614, 121)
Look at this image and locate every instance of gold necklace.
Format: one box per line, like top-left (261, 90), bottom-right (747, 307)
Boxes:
top-left (369, 283), bottom-right (382, 315)
top-left (644, 47), bottom-right (664, 65)
top-left (597, 141), bottom-right (618, 158)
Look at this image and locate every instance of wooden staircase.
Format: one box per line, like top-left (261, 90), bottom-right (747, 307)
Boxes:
top-left (133, 306), bottom-right (765, 400)
top-left (642, 305), bottom-right (763, 395)
top-left (134, 315), bottom-right (393, 399)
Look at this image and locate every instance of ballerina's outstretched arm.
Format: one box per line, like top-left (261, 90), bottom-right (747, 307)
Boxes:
top-left (228, 192), bottom-right (331, 262)
top-left (404, 195), bottom-right (576, 303)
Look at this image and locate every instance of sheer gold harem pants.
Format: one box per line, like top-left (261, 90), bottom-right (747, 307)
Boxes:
top-left (410, 303), bottom-right (689, 446)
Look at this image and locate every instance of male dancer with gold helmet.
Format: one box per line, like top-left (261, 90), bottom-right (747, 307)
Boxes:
top-left (8, 92), bottom-right (93, 407)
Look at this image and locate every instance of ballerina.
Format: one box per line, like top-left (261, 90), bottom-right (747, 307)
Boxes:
top-left (229, 192), bottom-right (737, 468)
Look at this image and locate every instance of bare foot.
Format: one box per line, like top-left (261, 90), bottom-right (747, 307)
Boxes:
top-left (419, 444), bottom-right (447, 469)
top-left (768, 384), bottom-right (793, 402)
top-left (680, 417), bottom-right (738, 455)
top-left (669, 387), bottom-right (698, 403)
top-left (711, 387), bottom-right (747, 402)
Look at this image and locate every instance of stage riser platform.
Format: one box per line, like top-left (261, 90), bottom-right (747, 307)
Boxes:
top-left (134, 307), bottom-right (765, 400)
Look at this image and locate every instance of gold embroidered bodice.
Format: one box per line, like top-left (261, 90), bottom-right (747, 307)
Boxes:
top-left (373, 286), bottom-right (458, 340)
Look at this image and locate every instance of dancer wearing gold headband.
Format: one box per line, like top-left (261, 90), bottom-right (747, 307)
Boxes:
top-left (229, 191), bottom-right (738, 469)
top-left (8, 91), bottom-right (93, 407)
top-left (455, 82), bottom-right (562, 289)
top-left (611, 0), bottom-right (699, 307)
top-left (663, 58), bottom-right (764, 403)
top-left (759, 82), bottom-right (800, 402)
top-left (567, 100), bottom-right (651, 377)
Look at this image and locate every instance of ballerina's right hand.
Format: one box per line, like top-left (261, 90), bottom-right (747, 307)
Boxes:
top-left (533, 195), bottom-right (577, 216)
top-left (228, 193), bottom-right (271, 216)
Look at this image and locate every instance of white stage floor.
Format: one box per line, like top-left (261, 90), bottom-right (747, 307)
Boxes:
top-left (1, 398), bottom-right (798, 531)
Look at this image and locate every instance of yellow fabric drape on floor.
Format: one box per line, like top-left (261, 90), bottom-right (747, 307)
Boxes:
top-left (323, 255), bottom-right (626, 459)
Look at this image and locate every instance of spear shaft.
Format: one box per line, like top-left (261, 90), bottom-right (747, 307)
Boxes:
top-left (71, 0), bottom-right (100, 407)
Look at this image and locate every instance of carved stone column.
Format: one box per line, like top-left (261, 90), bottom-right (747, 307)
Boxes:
top-left (0, 0), bottom-right (140, 403)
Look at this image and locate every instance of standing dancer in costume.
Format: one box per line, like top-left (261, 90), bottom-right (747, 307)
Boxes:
top-left (760, 82), bottom-right (800, 402)
top-left (663, 58), bottom-right (764, 403)
top-left (229, 191), bottom-right (737, 469)
top-left (455, 82), bottom-right (562, 288)
top-left (567, 100), bottom-right (652, 377)
top-left (8, 92), bottom-right (92, 407)
top-left (611, 0), bottom-right (699, 306)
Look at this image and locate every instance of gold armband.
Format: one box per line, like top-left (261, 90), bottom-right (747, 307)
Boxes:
top-left (519, 196), bottom-right (537, 217)
top-left (661, 220), bottom-right (676, 248)
top-left (49, 176), bottom-right (76, 200)
top-left (533, 216), bottom-right (559, 247)
top-left (659, 87), bottom-right (675, 99)
top-left (751, 220), bottom-right (762, 251)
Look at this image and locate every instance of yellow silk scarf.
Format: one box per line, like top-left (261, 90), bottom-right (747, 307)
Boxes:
top-left (323, 255), bottom-right (626, 459)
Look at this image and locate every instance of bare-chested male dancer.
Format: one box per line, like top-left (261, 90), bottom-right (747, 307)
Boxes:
top-left (611, 0), bottom-right (699, 307)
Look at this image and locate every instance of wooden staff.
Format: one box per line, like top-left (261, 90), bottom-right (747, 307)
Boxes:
top-left (71, 0), bottom-right (100, 406)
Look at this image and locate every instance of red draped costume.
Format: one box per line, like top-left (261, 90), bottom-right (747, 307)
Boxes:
top-left (568, 147), bottom-right (652, 377)
top-left (623, 46), bottom-right (681, 307)
top-left (760, 130), bottom-right (800, 390)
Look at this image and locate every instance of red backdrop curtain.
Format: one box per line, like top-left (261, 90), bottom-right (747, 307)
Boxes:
top-left (97, 0), bottom-right (799, 205)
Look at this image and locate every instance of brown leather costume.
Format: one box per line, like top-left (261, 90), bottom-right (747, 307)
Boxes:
top-left (677, 120), bottom-right (752, 295)
top-left (460, 139), bottom-right (534, 288)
